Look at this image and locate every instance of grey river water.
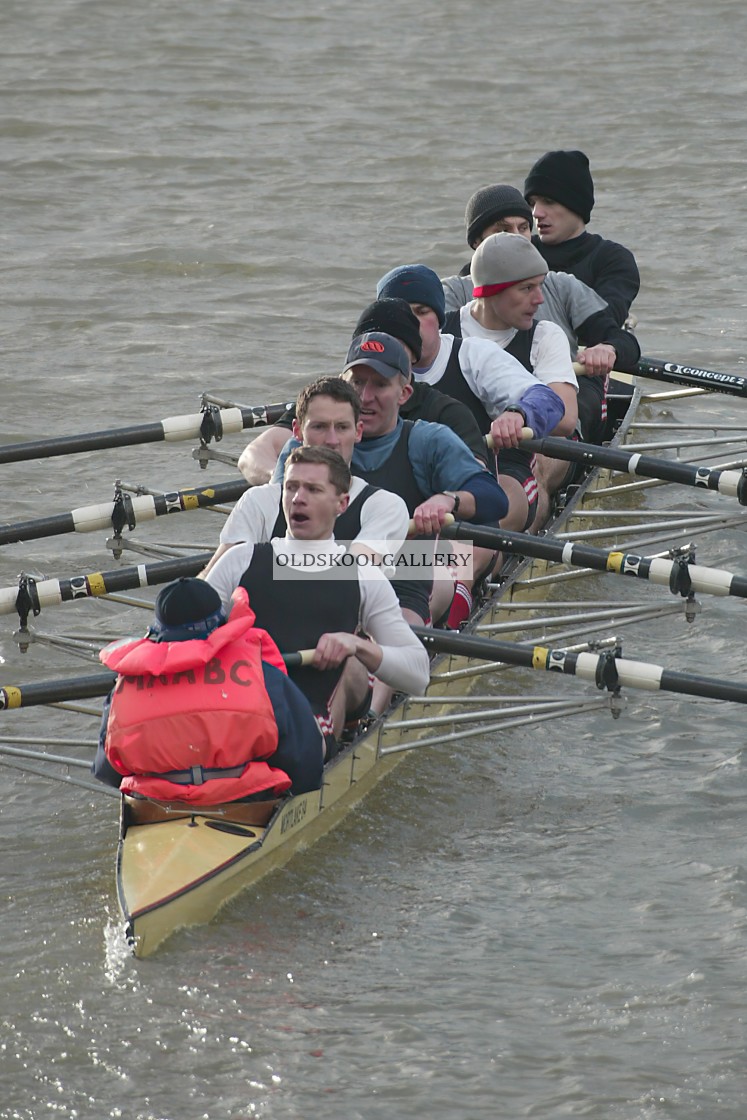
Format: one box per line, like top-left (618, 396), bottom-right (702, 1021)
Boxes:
top-left (1, 1), bottom-right (747, 1117)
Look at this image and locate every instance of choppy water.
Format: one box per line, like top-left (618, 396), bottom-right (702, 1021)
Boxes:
top-left (1, 1), bottom-right (747, 1117)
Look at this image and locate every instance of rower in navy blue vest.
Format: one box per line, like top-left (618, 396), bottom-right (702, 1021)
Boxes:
top-left (270, 332), bottom-right (510, 627)
top-left (234, 302), bottom-right (492, 486)
top-left (338, 331), bottom-right (508, 628)
top-left (206, 445), bottom-right (431, 749)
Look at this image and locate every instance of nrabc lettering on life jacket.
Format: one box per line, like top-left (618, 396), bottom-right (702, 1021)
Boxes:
top-left (100, 589), bottom-right (292, 803)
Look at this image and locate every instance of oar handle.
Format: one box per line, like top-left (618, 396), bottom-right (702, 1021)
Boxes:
top-left (572, 361), bottom-right (624, 379)
top-left (283, 649), bottom-right (317, 668)
top-left (485, 426), bottom-right (534, 450)
top-left (406, 512), bottom-right (457, 537)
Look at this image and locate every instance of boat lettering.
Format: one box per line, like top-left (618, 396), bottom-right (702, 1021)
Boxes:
top-left (280, 799), bottom-right (307, 834)
top-left (663, 363), bottom-right (743, 385)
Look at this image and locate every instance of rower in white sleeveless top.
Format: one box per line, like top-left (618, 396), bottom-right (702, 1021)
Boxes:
top-left (206, 446), bottom-right (430, 751)
top-left (201, 377), bottom-right (408, 578)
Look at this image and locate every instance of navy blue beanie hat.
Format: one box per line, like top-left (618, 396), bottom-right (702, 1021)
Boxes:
top-left (523, 150), bottom-right (595, 225)
top-left (150, 578), bottom-right (226, 642)
top-left (376, 264), bottom-right (446, 328)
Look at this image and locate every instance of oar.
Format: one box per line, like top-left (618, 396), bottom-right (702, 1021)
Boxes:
top-left (573, 356), bottom-right (747, 398)
top-left (633, 357), bottom-right (747, 398)
top-left (511, 432), bottom-right (747, 504)
top-left (0, 478), bottom-right (249, 547)
top-left (440, 520), bottom-right (747, 600)
top-left (412, 627), bottom-right (747, 706)
top-left (0, 753), bottom-right (121, 797)
top-left (1, 553), bottom-right (215, 620)
top-left (0, 651), bottom-right (317, 711)
top-left (0, 401), bottom-right (293, 465)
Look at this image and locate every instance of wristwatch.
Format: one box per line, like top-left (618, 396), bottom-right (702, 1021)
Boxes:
top-left (442, 490), bottom-right (461, 514)
top-left (505, 405), bottom-right (527, 422)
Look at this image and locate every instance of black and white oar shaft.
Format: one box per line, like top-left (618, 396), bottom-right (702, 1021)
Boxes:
top-left (0, 650), bottom-right (316, 710)
top-left (518, 433), bottom-right (747, 504)
top-left (412, 627), bottom-right (747, 706)
top-left (0, 672), bottom-right (117, 709)
top-left (441, 522), bottom-right (747, 599)
top-left (0, 552), bottom-right (213, 617)
top-left (0, 401), bottom-right (293, 465)
top-left (0, 479), bottom-right (248, 546)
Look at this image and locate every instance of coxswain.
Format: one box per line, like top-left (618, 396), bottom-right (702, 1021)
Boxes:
top-left (92, 577), bottom-right (325, 802)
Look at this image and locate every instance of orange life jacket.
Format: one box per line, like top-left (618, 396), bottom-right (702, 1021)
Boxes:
top-left (100, 589), bottom-right (292, 803)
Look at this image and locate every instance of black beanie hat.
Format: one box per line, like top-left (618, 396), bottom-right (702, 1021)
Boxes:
top-left (523, 150), bottom-right (595, 224)
top-left (151, 578), bottom-right (226, 641)
top-left (465, 184), bottom-right (534, 248)
top-left (353, 297), bottom-right (423, 364)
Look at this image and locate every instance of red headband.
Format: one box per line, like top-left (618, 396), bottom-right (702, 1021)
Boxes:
top-left (472, 279), bottom-right (520, 298)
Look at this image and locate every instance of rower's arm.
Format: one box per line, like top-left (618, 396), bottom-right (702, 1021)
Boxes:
top-left (548, 382), bottom-right (578, 437)
top-left (199, 540), bottom-right (233, 578)
top-left (237, 426), bottom-right (290, 484)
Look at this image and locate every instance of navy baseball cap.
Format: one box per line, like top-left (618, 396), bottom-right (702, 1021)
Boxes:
top-left (343, 332), bottom-right (411, 380)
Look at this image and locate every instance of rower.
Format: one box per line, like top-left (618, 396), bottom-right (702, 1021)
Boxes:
top-left (440, 181), bottom-right (641, 444)
top-left (347, 298), bottom-right (508, 629)
top-left (352, 296), bottom-right (490, 465)
top-left (206, 446), bottom-right (431, 748)
top-left (235, 302), bottom-right (491, 485)
top-left (266, 332), bottom-right (508, 628)
top-left (375, 263), bottom-right (565, 533)
top-left (442, 233), bottom-right (580, 529)
top-left (92, 577), bottom-right (325, 801)
top-left (523, 149), bottom-right (640, 329)
top-left (201, 377), bottom-right (409, 577)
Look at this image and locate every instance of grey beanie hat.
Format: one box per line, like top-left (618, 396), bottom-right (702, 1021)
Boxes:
top-left (465, 184), bottom-right (534, 248)
top-left (470, 232), bottom-right (548, 296)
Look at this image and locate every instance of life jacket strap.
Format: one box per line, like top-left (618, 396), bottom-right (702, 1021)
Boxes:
top-left (157, 763), bottom-right (246, 785)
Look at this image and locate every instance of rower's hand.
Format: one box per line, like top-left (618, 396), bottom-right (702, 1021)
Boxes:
top-left (489, 410), bottom-right (525, 449)
top-left (575, 343), bottom-right (616, 377)
top-left (312, 631), bottom-right (360, 670)
top-left (412, 494), bottom-right (456, 535)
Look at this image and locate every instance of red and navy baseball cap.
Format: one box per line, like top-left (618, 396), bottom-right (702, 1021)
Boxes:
top-left (342, 332), bottom-right (411, 380)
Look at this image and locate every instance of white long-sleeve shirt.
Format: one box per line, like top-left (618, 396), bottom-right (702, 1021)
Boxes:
top-left (458, 305), bottom-right (578, 389)
top-left (414, 333), bottom-right (565, 418)
top-left (206, 536), bottom-right (431, 698)
top-left (219, 476), bottom-right (408, 554)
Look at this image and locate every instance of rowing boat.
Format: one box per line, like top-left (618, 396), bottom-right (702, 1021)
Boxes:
top-left (108, 376), bottom-right (715, 955)
top-left (3, 370), bottom-right (747, 956)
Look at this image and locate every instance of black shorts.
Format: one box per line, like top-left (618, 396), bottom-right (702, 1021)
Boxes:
top-left (390, 577), bottom-right (432, 623)
top-left (496, 448), bottom-right (539, 531)
top-left (577, 374), bottom-right (608, 444)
